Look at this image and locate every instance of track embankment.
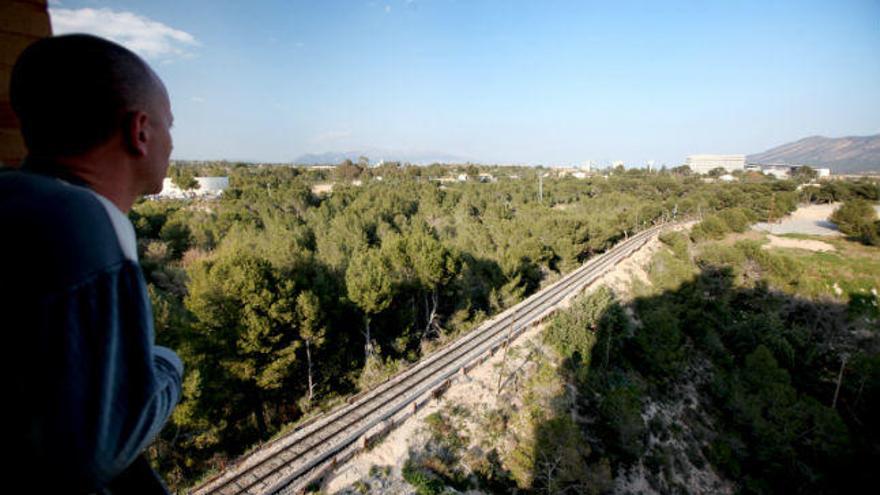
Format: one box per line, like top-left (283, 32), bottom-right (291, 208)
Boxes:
top-left (191, 223), bottom-right (677, 495)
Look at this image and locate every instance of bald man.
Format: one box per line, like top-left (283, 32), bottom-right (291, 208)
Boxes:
top-left (1, 35), bottom-right (182, 493)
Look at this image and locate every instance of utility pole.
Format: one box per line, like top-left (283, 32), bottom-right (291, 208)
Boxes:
top-left (538, 173), bottom-right (543, 204)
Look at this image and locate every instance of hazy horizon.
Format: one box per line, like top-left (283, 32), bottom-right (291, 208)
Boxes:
top-left (50, 0), bottom-right (880, 165)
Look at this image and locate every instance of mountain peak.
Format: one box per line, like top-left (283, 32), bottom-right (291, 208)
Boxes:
top-left (748, 134), bottom-right (880, 173)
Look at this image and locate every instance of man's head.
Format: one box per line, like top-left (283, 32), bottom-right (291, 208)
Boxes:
top-left (10, 34), bottom-right (173, 197)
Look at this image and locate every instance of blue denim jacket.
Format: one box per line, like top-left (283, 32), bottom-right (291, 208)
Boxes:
top-left (0, 166), bottom-right (183, 493)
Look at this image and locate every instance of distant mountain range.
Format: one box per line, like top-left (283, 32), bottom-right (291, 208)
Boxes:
top-left (748, 134), bottom-right (880, 173)
top-left (294, 149), bottom-right (468, 166)
top-left (294, 136), bottom-right (880, 172)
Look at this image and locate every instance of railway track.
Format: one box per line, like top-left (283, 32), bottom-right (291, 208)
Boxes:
top-left (192, 222), bottom-right (675, 495)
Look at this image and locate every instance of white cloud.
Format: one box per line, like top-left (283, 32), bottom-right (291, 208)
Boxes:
top-left (49, 8), bottom-right (199, 60)
top-left (385, 5), bottom-right (392, 13)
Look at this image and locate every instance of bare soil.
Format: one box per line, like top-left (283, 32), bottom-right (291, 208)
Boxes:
top-left (753, 203), bottom-right (842, 236)
top-left (763, 234), bottom-right (835, 252)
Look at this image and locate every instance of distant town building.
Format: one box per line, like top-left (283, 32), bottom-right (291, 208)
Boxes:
top-left (552, 167), bottom-right (578, 177)
top-left (761, 165), bottom-right (792, 179)
top-left (685, 154), bottom-right (746, 174)
top-left (684, 155), bottom-right (743, 174)
top-left (153, 176), bottom-right (229, 199)
top-left (750, 163), bottom-right (832, 179)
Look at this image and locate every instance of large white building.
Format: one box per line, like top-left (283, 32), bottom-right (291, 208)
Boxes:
top-left (685, 154), bottom-right (746, 174)
top-left (153, 176), bottom-right (229, 199)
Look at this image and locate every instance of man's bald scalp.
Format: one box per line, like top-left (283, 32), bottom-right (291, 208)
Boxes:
top-left (10, 34), bottom-right (163, 158)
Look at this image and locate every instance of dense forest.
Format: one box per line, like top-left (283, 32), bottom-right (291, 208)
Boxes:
top-left (134, 162), bottom-right (878, 491)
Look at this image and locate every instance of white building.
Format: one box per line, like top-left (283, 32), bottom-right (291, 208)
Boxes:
top-left (552, 167), bottom-right (578, 177)
top-left (684, 154), bottom-right (746, 174)
top-left (756, 164), bottom-right (831, 179)
top-left (154, 176), bottom-right (229, 199)
top-left (761, 165), bottom-right (791, 179)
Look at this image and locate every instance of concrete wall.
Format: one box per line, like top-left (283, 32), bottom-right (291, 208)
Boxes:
top-left (1, 0), bottom-right (51, 167)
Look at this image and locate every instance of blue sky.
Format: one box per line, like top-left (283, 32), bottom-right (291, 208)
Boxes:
top-left (49, 0), bottom-right (880, 166)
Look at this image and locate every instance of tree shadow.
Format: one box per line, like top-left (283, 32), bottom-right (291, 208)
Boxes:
top-left (527, 265), bottom-right (879, 494)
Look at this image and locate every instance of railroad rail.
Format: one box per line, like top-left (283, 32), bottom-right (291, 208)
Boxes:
top-left (192, 222), bottom-right (676, 495)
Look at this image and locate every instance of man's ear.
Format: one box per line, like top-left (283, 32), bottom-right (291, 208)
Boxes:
top-left (123, 110), bottom-right (150, 156)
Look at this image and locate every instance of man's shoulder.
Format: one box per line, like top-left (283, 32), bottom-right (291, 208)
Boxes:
top-left (0, 170), bottom-right (131, 292)
top-left (0, 170), bottom-right (112, 236)
top-left (0, 168), bottom-right (101, 208)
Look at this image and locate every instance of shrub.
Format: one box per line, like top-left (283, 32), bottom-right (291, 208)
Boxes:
top-left (697, 244), bottom-right (746, 268)
top-left (532, 416), bottom-right (612, 494)
top-left (658, 231), bottom-right (689, 260)
top-left (691, 215), bottom-right (730, 242)
top-left (159, 219), bottom-right (193, 259)
top-left (718, 208), bottom-right (751, 233)
top-left (633, 306), bottom-right (685, 380)
top-left (831, 200), bottom-right (879, 245)
top-left (648, 249), bottom-right (696, 292)
top-left (544, 288), bottom-right (614, 363)
top-left (357, 351), bottom-right (405, 390)
top-left (402, 461), bottom-right (445, 495)
top-left (590, 370), bottom-right (647, 460)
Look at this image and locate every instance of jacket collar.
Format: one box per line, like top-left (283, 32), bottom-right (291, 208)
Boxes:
top-left (20, 156), bottom-right (91, 188)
